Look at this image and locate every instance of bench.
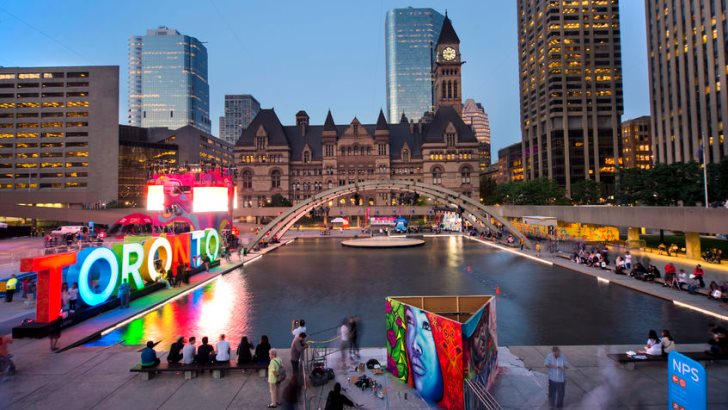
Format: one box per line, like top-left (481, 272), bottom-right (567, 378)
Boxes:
top-left (130, 361), bottom-right (268, 380)
top-left (607, 352), bottom-right (728, 370)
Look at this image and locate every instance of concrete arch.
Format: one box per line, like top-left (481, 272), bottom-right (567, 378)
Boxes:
top-left (245, 180), bottom-right (531, 251)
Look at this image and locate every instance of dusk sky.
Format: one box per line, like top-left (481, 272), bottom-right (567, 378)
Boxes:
top-left (1, 0), bottom-right (649, 153)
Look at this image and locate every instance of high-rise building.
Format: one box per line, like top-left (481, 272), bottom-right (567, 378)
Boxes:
top-left (0, 66), bottom-right (119, 205)
top-left (128, 27), bottom-right (211, 133)
top-left (462, 99), bottom-right (491, 170)
top-left (385, 8), bottom-right (444, 122)
top-left (496, 142), bottom-right (525, 184)
top-left (518, 0), bottom-right (624, 195)
top-left (646, 1), bottom-right (727, 164)
top-left (218, 94), bottom-right (261, 145)
top-left (621, 116), bottom-right (652, 169)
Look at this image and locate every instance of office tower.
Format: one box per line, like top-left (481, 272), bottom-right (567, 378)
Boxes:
top-left (218, 94), bottom-right (260, 145)
top-left (518, 0), bottom-right (624, 195)
top-left (621, 116), bottom-right (652, 169)
top-left (385, 8), bottom-right (444, 122)
top-left (128, 27), bottom-right (211, 133)
top-left (0, 66), bottom-right (119, 205)
top-left (646, 1), bottom-right (727, 164)
top-left (462, 98), bottom-right (492, 170)
top-left (496, 142), bottom-right (525, 184)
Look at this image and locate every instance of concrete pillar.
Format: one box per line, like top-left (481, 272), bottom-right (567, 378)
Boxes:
top-left (627, 227), bottom-right (641, 244)
top-left (356, 215), bottom-right (361, 227)
top-left (684, 232), bottom-right (701, 260)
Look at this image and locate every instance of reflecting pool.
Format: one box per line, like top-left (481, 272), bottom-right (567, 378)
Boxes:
top-left (92, 237), bottom-right (721, 349)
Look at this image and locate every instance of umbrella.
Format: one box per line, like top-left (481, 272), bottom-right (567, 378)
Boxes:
top-left (331, 217), bottom-right (348, 223)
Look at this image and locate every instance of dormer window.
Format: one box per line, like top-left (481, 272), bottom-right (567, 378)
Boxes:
top-left (402, 148), bottom-right (410, 162)
top-left (256, 136), bottom-right (266, 150)
top-left (446, 132), bottom-right (456, 147)
top-left (303, 150), bottom-right (311, 163)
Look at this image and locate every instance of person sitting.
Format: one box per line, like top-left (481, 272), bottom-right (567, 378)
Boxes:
top-left (254, 335), bottom-right (272, 364)
top-left (215, 334), bottom-right (231, 364)
top-left (706, 325), bottom-right (728, 356)
top-left (658, 243), bottom-right (667, 255)
top-left (646, 264), bottom-right (661, 280)
top-left (638, 330), bottom-right (662, 356)
top-left (661, 330), bottom-right (676, 355)
top-left (141, 340), bottom-right (160, 368)
top-left (687, 276), bottom-right (702, 294)
top-left (167, 336), bottom-right (185, 364)
top-left (236, 336), bottom-right (254, 365)
top-left (182, 337), bottom-right (196, 365)
top-left (676, 269), bottom-right (689, 290)
top-left (196, 336), bottom-right (215, 365)
top-left (708, 281), bottom-right (723, 301)
top-left (669, 243), bottom-right (679, 256)
top-left (630, 263), bottom-right (648, 280)
top-left (324, 382), bottom-right (356, 410)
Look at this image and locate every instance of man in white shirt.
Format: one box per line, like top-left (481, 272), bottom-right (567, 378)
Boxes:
top-left (182, 337), bottom-right (196, 364)
top-left (215, 334), bottom-right (231, 363)
top-left (292, 319), bottom-right (307, 339)
top-left (544, 346), bottom-right (569, 409)
top-left (339, 320), bottom-right (350, 369)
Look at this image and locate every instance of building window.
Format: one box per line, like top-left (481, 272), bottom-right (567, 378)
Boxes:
top-left (461, 166), bottom-right (471, 184)
top-left (446, 132), bottom-right (456, 147)
top-left (256, 136), bottom-right (266, 150)
top-left (271, 169), bottom-right (281, 188)
top-left (303, 150), bottom-right (311, 163)
top-left (402, 148), bottom-right (410, 162)
top-left (378, 144), bottom-right (386, 156)
top-left (432, 167), bottom-right (443, 185)
top-left (242, 170), bottom-right (252, 189)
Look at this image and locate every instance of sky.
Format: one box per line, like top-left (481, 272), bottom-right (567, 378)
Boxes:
top-left (0, 0), bottom-right (650, 154)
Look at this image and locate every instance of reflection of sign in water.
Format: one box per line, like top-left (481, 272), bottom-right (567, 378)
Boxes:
top-left (667, 352), bottom-right (706, 410)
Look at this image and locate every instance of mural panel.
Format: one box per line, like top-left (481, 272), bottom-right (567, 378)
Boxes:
top-left (462, 301), bottom-right (498, 389)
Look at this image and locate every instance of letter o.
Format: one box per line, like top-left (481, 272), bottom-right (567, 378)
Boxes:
top-left (204, 229), bottom-right (220, 261)
top-left (146, 237), bottom-right (172, 281)
top-left (78, 247), bottom-right (119, 306)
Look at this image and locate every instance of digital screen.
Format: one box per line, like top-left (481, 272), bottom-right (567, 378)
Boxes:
top-left (146, 185), bottom-right (165, 211)
top-left (192, 187), bottom-right (229, 213)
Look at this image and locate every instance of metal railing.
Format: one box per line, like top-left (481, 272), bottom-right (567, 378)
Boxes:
top-left (464, 378), bottom-right (502, 410)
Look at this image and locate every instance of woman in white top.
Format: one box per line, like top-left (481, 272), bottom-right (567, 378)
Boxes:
top-left (660, 329), bottom-right (675, 355)
top-left (638, 329), bottom-right (662, 356)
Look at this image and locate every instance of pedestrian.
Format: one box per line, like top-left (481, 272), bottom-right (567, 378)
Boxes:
top-left (535, 241), bottom-right (542, 257)
top-left (348, 316), bottom-right (360, 360)
top-left (0, 334), bottom-right (15, 376)
top-left (4, 274), bottom-right (18, 302)
top-left (61, 282), bottom-right (70, 310)
top-left (290, 332), bottom-right (306, 374)
top-left (544, 346), bottom-right (569, 409)
top-left (24, 279), bottom-right (35, 307)
top-left (624, 251), bottom-right (632, 270)
top-left (68, 282), bottom-right (79, 311)
top-left (268, 349), bottom-right (284, 408)
top-left (339, 318), bottom-right (350, 369)
top-left (48, 316), bottom-right (62, 351)
top-left (118, 279), bottom-right (131, 308)
top-left (519, 237), bottom-right (524, 251)
top-left (292, 319), bottom-right (306, 339)
top-left (693, 264), bottom-right (705, 288)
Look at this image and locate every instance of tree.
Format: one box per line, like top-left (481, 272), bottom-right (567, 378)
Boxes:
top-left (570, 179), bottom-right (601, 205)
top-left (479, 176), bottom-right (498, 205)
top-left (616, 161), bottom-right (707, 206)
top-left (708, 157), bottom-right (728, 203)
top-left (493, 178), bottom-right (568, 205)
top-left (265, 194), bottom-right (292, 207)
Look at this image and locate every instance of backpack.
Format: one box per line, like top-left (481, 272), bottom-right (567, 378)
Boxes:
top-left (275, 359), bottom-right (287, 383)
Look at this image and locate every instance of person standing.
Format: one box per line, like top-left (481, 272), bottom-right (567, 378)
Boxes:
top-left (48, 317), bottom-right (62, 351)
top-left (292, 319), bottom-right (306, 339)
top-left (348, 316), bottom-right (360, 360)
top-left (693, 264), bottom-right (706, 288)
top-left (268, 349), bottom-right (283, 408)
top-left (68, 282), bottom-right (79, 311)
top-left (535, 241), bottom-right (542, 257)
top-left (624, 251), bottom-right (632, 270)
top-left (118, 279), bottom-right (131, 308)
top-left (5, 274), bottom-right (17, 302)
top-left (544, 346), bottom-right (569, 409)
top-left (290, 332), bottom-right (306, 374)
top-left (339, 319), bottom-right (350, 369)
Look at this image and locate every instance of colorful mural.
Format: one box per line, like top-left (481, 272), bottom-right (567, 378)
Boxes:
top-left (462, 302), bottom-right (498, 389)
top-left (511, 220), bottom-right (619, 243)
top-left (386, 296), bottom-right (497, 409)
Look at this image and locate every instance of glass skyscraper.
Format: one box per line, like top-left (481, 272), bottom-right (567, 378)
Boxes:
top-left (128, 27), bottom-right (211, 133)
top-left (219, 94), bottom-right (261, 145)
top-left (385, 8), bottom-right (444, 123)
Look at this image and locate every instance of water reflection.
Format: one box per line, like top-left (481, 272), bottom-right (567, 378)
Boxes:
top-left (92, 237), bottom-right (724, 349)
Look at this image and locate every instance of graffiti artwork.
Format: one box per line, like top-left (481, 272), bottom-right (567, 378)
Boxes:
top-left (512, 220), bottom-right (619, 243)
top-left (386, 296), bottom-right (497, 409)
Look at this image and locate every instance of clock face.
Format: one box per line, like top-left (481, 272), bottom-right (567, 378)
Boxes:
top-left (442, 47), bottom-right (456, 61)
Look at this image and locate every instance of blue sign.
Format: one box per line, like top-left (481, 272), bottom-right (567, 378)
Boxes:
top-left (667, 351), bottom-right (706, 410)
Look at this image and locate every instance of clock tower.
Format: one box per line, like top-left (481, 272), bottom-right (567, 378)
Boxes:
top-left (434, 12), bottom-right (464, 115)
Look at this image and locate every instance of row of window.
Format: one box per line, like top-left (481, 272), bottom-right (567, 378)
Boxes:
top-left (0, 182), bottom-right (87, 189)
top-left (0, 122), bottom-right (87, 129)
top-left (0, 72), bottom-right (88, 80)
top-left (0, 132), bottom-right (86, 139)
top-left (0, 162), bottom-right (88, 169)
top-left (0, 172), bottom-right (87, 179)
top-left (0, 82), bottom-right (89, 89)
top-left (0, 101), bottom-right (90, 109)
top-left (0, 112), bottom-right (88, 119)
top-left (0, 92), bottom-right (89, 99)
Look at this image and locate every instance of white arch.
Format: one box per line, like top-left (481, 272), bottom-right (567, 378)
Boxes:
top-left (246, 180), bottom-right (531, 251)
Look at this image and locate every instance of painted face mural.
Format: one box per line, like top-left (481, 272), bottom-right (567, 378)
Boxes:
top-left (405, 306), bottom-right (444, 402)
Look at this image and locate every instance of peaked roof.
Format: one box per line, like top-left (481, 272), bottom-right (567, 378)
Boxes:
top-left (423, 106), bottom-right (477, 144)
top-left (323, 110), bottom-right (336, 132)
top-left (236, 109), bottom-right (289, 146)
top-left (437, 13), bottom-right (460, 45)
top-left (376, 109), bottom-right (388, 131)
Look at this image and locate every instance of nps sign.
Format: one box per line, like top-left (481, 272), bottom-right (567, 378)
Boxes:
top-left (667, 351), bottom-right (706, 410)
top-left (20, 228), bottom-right (221, 323)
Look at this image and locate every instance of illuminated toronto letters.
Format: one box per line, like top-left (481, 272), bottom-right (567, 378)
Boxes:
top-left (20, 229), bottom-right (221, 321)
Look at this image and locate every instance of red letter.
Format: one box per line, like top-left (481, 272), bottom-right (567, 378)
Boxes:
top-left (21, 253), bottom-right (77, 323)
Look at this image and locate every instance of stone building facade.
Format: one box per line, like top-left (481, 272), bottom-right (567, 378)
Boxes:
top-left (234, 107), bottom-right (480, 207)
